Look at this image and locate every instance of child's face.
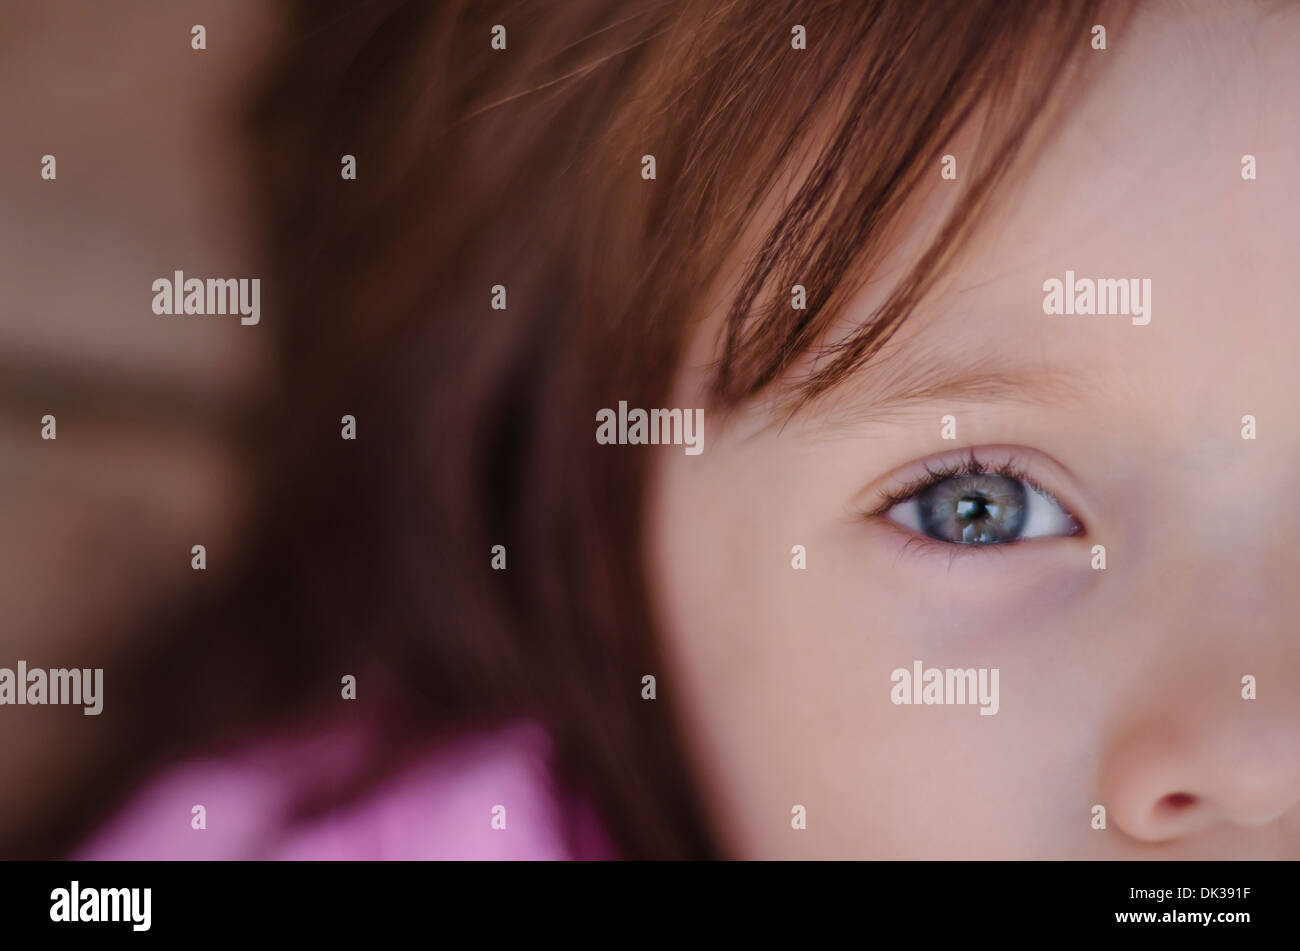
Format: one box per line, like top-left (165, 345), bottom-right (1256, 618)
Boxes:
top-left (647, 4), bottom-right (1300, 858)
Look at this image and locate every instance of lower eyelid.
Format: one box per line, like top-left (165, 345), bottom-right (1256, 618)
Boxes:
top-left (871, 517), bottom-right (1021, 561)
top-left (868, 516), bottom-right (1082, 563)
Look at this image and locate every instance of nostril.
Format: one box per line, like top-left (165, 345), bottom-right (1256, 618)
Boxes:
top-left (1157, 792), bottom-right (1198, 815)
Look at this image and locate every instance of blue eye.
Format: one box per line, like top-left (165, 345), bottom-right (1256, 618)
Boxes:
top-left (885, 470), bottom-right (1078, 545)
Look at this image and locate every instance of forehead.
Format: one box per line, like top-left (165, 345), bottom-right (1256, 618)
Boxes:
top-left (990, 2), bottom-right (1299, 293)
top-left (805, 1), bottom-right (1300, 426)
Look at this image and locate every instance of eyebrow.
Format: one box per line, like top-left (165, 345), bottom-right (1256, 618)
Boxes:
top-left (805, 334), bottom-right (1090, 429)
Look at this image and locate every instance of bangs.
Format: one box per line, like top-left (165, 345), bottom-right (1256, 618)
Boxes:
top-left (666, 0), bottom-right (1128, 412)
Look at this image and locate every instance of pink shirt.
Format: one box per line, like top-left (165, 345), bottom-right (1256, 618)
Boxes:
top-left (73, 721), bottom-right (617, 860)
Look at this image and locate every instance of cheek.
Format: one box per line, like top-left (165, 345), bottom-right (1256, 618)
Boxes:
top-left (647, 439), bottom-right (1094, 857)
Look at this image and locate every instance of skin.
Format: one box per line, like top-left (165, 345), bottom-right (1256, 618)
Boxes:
top-left (647, 2), bottom-right (1300, 858)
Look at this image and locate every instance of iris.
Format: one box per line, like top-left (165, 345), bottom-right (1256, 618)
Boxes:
top-left (916, 473), bottom-right (1027, 544)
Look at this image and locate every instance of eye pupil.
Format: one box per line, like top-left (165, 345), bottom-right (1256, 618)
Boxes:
top-left (955, 495), bottom-right (986, 520)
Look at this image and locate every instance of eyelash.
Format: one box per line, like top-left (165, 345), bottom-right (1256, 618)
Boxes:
top-left (862, 449), bottom-right (1081, 535)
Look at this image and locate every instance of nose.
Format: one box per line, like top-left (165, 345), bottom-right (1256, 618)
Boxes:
top-left (1099, 686), bottom-right (1300, 844)
top-left (1095, 447), bottom-right (1300, 848)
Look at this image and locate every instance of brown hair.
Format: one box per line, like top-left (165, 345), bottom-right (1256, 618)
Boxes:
top-left (41, 0), bottom-right (1120, 860)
